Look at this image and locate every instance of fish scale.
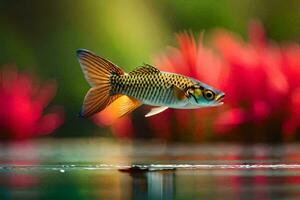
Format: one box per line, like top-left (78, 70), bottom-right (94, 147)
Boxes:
top-left (110, 72), bottom-right (194, 107)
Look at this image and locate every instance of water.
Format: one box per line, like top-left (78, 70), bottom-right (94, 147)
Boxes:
top-left (1, 139), bottom-right (300, 200)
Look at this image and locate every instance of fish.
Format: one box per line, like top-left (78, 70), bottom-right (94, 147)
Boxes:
top-left (77, 49), bottom-right (225, 118)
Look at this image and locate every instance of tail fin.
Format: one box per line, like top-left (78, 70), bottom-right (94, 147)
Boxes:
top-left (77, 49), bottom-right (124, 118)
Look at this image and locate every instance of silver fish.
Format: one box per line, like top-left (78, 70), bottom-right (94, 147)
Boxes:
top-left (77, 49), bottom-right (225, 118)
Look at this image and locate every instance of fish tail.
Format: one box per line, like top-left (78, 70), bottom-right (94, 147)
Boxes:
top-left (77, 49), bottom-right (124, 118)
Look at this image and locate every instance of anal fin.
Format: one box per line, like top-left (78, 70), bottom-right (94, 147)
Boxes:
top-left (106, 95), bottom-right (142, 118)
top-left (145, 106), bottom-right (169, 117)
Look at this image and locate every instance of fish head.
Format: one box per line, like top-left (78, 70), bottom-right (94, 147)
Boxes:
top-left (186, 82), bottom-right (225, 107)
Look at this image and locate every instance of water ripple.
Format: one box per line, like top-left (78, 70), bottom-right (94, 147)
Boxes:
top-left (1, 164), bottom-right (300, 172)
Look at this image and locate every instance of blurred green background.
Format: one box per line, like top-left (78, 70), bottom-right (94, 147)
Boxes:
top-left (0, 0), bottom-right (299, 138)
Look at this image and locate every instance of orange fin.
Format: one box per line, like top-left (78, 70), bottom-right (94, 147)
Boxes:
top-left (79, 87), bottom-right (120, 118)
top-left (77, 49), bottom-right (124, 118)
top-left (105, 95), bottom-right (142, 118)
top-left (77, 49), bottom-right (124, 87)
top-left (173, 85), bottom-right (187, 100)
top-left (145, 106), bottom-right (169, 117)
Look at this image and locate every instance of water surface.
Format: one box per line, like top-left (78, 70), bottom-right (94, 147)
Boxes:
top-left (1, 138), bottom-right (300, 200)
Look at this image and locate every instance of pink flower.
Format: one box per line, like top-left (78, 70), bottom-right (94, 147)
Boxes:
top-left (0, 66), bottom-right (64, 140)
top-left (213, 21), bottom-right (300, 141)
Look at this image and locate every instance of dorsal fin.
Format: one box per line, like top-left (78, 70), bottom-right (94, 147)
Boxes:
top-left (129, 63), bottom-right (160, 75)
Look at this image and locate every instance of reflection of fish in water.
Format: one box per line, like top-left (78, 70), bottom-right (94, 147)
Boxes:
top-left (77, 49), bottom-right (225, 118)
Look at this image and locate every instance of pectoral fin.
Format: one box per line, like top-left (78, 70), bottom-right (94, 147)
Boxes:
top-left (145, 106), bottom-right (169, 117)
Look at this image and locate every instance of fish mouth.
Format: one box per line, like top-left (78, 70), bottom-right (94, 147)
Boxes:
top-left (215, 93), bottom-right (225, 103)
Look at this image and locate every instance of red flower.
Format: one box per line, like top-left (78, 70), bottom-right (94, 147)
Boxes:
top-left (0, 66), bottom-right (64, 140)
top-left (213, 21), bottom-right (300, 141)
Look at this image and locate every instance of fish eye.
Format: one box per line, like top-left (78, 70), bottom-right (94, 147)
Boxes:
top-left (204, 90), bottom-right (215, 100)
